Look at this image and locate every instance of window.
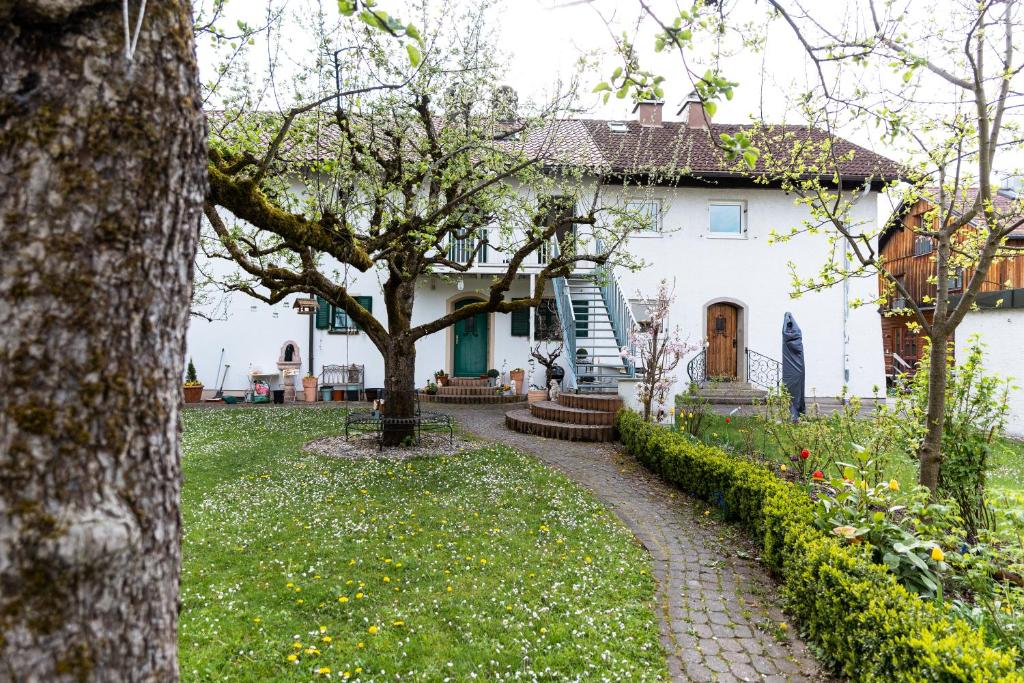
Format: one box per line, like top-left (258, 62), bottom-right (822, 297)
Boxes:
top-left (948, 267), bottom-right (964, 291)
top-left (625, 199), bottom-right (661, 234)
top-left (708, 201), bottom-right (745, 235)
top-left (913, 235), bottom-right (933, 256)
top-left (449, 229), bottom-right (488, 265)
top-left (315, 295), bottom-right (373, 333)
top-left (534, 299), bottom-right (560, 341)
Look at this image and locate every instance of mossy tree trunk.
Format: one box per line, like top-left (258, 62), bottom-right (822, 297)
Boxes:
top-left (0, 2), bottom-right (205, 680)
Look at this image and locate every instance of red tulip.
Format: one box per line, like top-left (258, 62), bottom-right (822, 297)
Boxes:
top-left (725, 417), bottom-right (731, 424)
top-left (800, 449), bottom-right (810, 460)
top-left (812, 470), bottom-right (824, 480)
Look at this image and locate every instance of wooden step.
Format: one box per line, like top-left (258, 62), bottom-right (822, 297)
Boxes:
top-left (447, 377), bottom-right (490, 387)
top-left (529, 400), bottom-right (615, 425)
top-left (558, 393), bottom-right (622, 411)
top-left (438, 385), bottom-right (498, 396)
top-left (505, 409), bottom-right (615, 442)
top-left (422, 394), bottom-right (526, 405)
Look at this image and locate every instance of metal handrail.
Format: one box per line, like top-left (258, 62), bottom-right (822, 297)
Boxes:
top-left (745, 348), bottom-right (781, 389)
top-left (549, 237), bottom-right (578, 390)
top-left (686, 348), bottom-right (707, 385)
top-left (593, 236), bottom-right (638, 377)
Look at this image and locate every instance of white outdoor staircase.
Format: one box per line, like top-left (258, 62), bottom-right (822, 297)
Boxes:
top-left (566, 275), bottom-right (631, 393)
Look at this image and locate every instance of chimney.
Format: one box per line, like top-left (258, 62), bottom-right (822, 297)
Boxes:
top-left (677, 91), bottom-right (709, 129)
top-left (632, 100), bottom-right (664, 127)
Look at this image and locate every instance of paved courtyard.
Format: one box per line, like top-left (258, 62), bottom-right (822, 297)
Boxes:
top-left (439, 403), bottom-right (832, 683)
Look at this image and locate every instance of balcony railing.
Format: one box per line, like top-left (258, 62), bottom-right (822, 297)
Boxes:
top-left (745, 348), bottom-right (781, 389)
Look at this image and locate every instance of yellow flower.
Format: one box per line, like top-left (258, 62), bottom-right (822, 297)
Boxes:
top-left (779, 464), bottom-right (788, 472)
top-left (355, 592), bottom-right (364, 599)
top-left (832, 525), bottom-right (859, 540)
top-left (319, 625), bottom-right (327, 633)
top-left (392, 620), bottom-right (404, 626)
top-left (446, 585), bottom-right (452, 592)
top-left (540, 627), bottom-right (547, 634)
top-left (252, 617), bottom-right (261, 624)
top-left (888, 479), bottom-right (900, 491)
top-left (293, 642), bottom-right (303, 650)
top-left (338, 596), bottom-right (349, 603)
top-left (931, 546), bottom-right (945, 562)
top-left (287, 654), bottom-right (298, 662)
top-left (318, 667), bottom-right (331, 675)
top-left (368, 625), bottom-right (379, 634)
top-left (383, 576), bottom-right (390, 583)
top-left (322, 636), bottom-right (332, 643)
top-left (357, 642), bottom-right (365, 648)
top-left (779, 622), bottom-right (788, 632)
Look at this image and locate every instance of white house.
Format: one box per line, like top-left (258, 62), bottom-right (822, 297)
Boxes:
top-left (186, 98), bottom-right (898, 406)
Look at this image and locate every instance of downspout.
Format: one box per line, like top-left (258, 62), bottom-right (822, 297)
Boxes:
top-left (843, 179), bottom-right (874, 393)
top-left (309, 292), bottom-right (315, 376)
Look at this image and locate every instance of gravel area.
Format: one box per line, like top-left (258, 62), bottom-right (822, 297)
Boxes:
top-left (304, 431), bottom-right (476, 460)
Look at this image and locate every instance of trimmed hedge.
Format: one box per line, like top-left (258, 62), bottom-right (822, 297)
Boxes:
top-left (617, 410), bottom-right (1022, 682)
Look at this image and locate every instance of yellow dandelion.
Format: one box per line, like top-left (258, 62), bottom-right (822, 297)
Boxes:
top-left (338, 596), bottom-right (349, 603)
top-left (357, 642), bottom-right (365, 648)
top-left (287, 654), bottom-right (298, 662)
top-left (318, 667), bottom-right (331, 675)
top-left (392, 620), bottom-right (404, 626)
top-left (322, 636), bottom-right (332, 643)
top-left (368, 625), bottom-right (379, 634)
top-left (889, 479), bottom-right (900, 491)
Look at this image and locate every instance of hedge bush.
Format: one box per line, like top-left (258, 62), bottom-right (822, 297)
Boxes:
top-left (617, 410), bottom-right (1021, 682)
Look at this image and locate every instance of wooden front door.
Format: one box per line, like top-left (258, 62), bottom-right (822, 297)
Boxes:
top-left (706, 303), bottom-right (738, 379)
top-left (453, 299), bottom-right (488, 377)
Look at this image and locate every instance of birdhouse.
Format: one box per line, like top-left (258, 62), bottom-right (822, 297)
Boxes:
top-left (292, 298), bottom-right (319, 315)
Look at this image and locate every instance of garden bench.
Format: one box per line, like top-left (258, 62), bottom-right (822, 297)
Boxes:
top-left (343, 389), bottom-right (453, 450)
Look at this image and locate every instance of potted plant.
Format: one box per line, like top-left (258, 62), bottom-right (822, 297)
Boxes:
top-left (509, 367), bottom-right (525, 392)
top-left (528, 384), bottom-right (548, 404)
top-left (183, 358), bottom-right (203, 403)
top-left (486, 368), bottom-right (499, 385)
top-left (425, 382), bottom-right (438, 395)
top-left (434, 369), bottom-right (449, 386)
top-left (302, 372), bottom-right (318, 402)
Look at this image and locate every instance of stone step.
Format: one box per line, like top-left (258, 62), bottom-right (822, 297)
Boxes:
top-left (447, 377), bottom-right (490, 387)
top-left (505, 409), bottom-right (615, 442)
top-left (530, 400), bottom-right (615, 426)
top-left (558, 393), bottom-right (622, 411)
top-left (438, 385), bottom-right (499, 396)
top-left (422, 394), bottom-right (525, 405)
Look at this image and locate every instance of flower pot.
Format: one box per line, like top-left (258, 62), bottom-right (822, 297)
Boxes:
top-left (302, 376), bottom-right (318, 402)
top-left (436, 375), bottom-right (449, 387)
top-left (510, 370), bottom-right (525, 392)
top-left (331, 388), bottom-right (343, 401)
top-left (272, 389), bottom-right (285, 404)
top-left (528, 389), bottom-right (547, 404)
top-left (183, 384), bottom-right (203, 403)
top-left (320, 387), bottom-right (333, 402)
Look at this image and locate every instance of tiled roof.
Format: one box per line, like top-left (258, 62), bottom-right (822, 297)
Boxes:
top-left (574, 120), bottom-right (903, 181)
top-left (931, 187), bottom-right (1023, 238)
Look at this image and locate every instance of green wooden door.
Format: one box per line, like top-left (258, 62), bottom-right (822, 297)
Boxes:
top-left (453, 299), bottom-right (488, 377)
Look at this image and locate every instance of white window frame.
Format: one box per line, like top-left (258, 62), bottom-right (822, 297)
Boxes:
top-left (624, 198), bottom-right (662, 236)
top-left (707, 200), bottom-right (747, 239)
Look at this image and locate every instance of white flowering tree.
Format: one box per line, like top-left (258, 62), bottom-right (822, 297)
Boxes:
top-left (623, 279), bottom-right (695, 422)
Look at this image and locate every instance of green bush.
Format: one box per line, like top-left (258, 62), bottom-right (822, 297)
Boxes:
top-left (616, 410), bottom-right (1021, 682)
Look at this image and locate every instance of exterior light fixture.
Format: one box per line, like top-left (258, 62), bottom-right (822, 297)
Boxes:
top-left (456, 277), bottom-right (465, 291)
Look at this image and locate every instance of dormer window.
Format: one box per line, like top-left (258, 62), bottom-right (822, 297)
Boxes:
top-left (607, 121), bottom-right (629, 133)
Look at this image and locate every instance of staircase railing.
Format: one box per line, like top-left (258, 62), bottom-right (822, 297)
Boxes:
top-left (686, 348), bottom-right (707, 385)
top-left (549, 237), bottom-right (578, 390)
top-left (745, 348), bottom-right (781, 389)
top-left (593, 238), bottom-right (637, 376)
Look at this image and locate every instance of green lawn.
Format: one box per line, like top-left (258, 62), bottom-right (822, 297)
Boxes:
top-left (695, 412), bottom-right (1024, 492)
top-left (179, 408), bottom-right (666, 682)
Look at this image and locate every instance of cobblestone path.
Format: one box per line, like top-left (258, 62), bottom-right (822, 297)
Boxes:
top-left (440, 404), bottom-right (833, 683)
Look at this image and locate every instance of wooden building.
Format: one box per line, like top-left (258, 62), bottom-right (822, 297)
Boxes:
top-left (878, 189), bottom-right (1024, 380)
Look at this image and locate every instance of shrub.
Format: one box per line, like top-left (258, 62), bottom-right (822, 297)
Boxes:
top-left (616, 410), bottom-right (1021, 681)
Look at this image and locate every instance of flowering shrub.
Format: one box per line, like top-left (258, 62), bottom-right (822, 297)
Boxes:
top-left (617, 410), bottom-right (1021, 681)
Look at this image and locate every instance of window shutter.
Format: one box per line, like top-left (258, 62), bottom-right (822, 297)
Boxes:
top-left (353, 296), bottom-right (373, 331)
top-left (510, 299), bottom-right (530, 337)
top-left (315, 295), bottom-right (330, 329)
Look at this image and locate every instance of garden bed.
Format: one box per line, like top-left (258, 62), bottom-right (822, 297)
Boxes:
top-left (618, 410), bottom-right (1021, 682)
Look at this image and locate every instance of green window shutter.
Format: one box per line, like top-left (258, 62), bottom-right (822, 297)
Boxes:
top-left (510, 298), bottom-right (530, 337)
top-left (315, 295), bottom-right (330, 329)
top-left (353, 296), bottom-right (373, 331)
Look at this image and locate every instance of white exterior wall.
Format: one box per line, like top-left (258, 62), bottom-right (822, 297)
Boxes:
top-left (957, 309), bottom-right (1024, 437)
top-left (186, 269), bottom-right (560, 394)
top-left (186, 180), bottom-right (886, 399)
top-left (606, 184), bottom-right (885, 399)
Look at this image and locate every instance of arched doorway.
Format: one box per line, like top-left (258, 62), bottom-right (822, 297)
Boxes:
top-left (706, 302), bottom-right (741, 380)
top-left (452, 298), bottom-right (489, 377)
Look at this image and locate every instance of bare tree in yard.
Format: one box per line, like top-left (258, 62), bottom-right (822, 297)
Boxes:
top-left (202, 2), bottom-right (642, 444)
top-left (746, 0), bottom-right (1024, 493)
top-left (0, 1), bottom-right (205, 680)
